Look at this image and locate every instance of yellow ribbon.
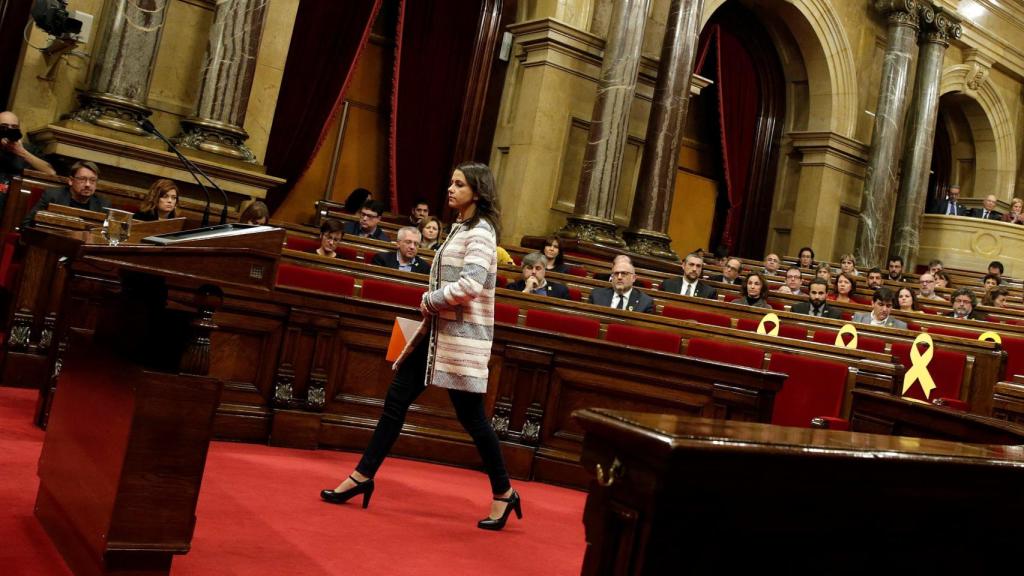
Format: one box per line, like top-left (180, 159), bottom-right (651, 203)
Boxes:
top-left (902, 333), bottom-right (936, 399)
top-left (834, 323), bottom-right (858, 349)
top-left (757, 313), bottom-right (780, 337)
top-left (979, 331), bottom-right (1002, 345)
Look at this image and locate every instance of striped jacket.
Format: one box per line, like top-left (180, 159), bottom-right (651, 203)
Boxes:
top-left (395, 219), bottom-right (497, 393)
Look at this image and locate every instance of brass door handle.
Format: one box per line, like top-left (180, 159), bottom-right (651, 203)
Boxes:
top-left (595, 457), bottom-right (624, 487)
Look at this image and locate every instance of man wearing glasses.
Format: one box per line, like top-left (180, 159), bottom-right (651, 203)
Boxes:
top-left (342, 199), bottom-right (391, 241)
top-left (711, 257), bottom-right (743, 285)
top-left (588, 255), bottom-right (655, 313)
top-left (23, 160), bottom-right (109, 227)
top-left (916, 272), bottom-right (945, 301)
top-left (1, 110), bottom-right (56, 216)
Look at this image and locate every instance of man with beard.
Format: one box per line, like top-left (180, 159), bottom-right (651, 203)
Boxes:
top-left (790, 279), bottom-right (841, 318)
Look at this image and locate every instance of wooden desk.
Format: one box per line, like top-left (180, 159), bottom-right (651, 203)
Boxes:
top-left (575, 408), bottom-right (1024, 574)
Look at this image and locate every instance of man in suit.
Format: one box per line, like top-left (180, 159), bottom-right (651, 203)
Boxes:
top-left (408, 198), bottom-right (430, 225)
top-left (866, 267), bottom-right (885, 289)
top-left (588, 255), bottom-right (655, 313)
top-left (763, 253), bottom-right (782, 276)
top-left (660, 252), bottom-right (717, 299)
top-left (973, 194), bottom-right (1003, 220)
top-left (506, 252), bottom-right (569, 299)
top-left (775, 267), bottom-right (806, 296)
top-left (948, 287), bottom-right (986, 321)
top-left (929, 185), bottom-right (968, 216)
top-left (710, 257), bottom-right (743, 285)
top-left (343, 199), bottom-right (391, 241)
top-left (852, 287), bottom-right (907, 329)
top-left (371, 226), bottom-right (430, 274)
top-left (791, 279), bottom-right (842, 319)
top-left (23, 160), bottom-right (110, 227)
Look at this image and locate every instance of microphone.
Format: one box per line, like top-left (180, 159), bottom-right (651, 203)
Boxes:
top-left (141, 119), bottom-right (232, 226)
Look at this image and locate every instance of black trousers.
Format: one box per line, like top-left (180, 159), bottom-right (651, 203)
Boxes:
top-left (356, 337), bottom-right (511, 495)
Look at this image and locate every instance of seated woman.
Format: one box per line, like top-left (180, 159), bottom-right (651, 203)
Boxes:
top-left (740, 272), bottom-right (771, 309)
top-left (815, 263), bottom-right (832, 286)
top-left (240, 200), bottom-right (270, 225)
top-left (983, 286), bottom-right (1011, 308)
top-left (1003, 197), bottom-right (1024, 224)
top-left (897, 287), bottom-right (919, 312)
top-left (133, 179), bottom-right (178, 221)
top-left (797, 246), bottom-right (815, 269)
top-left (316, 219), bottom-right (345, 258)
top-left (838, 253), bottom-right (858, 276)
top-left (934, 270), bottom-right (953, 291)
top-left (543, 235), bottom-right (570, 273)
top-left (828, 272), bottom-right (857, 304)
top-left (418, 216), bottom-right (442, 250)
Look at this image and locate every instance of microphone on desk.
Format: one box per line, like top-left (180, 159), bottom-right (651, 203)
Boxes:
top-left (139, 119), bottom-right (230, 226)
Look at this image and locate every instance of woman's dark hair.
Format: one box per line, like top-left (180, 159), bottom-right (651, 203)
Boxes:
top-left (543, 235), bottom-right (565, 268)
top-left (320, 218), bottom-right (344, 235)
top-left (934, 270), bottom-right (954, 289)
top-left (454, 161), bottom-right (501, 238)
top-left (798, 246), bottom-right (815, 263)
top-left (742, 272), bottom-right (767, 301)
top-left (835, 272), bottom-right (857, 295)
top-left (240, 200), bottom-right (269, 224)
top-left (343, 188), bottom-right (372, 213)
top-left (898, 287), bottom-right (919, 311)
top-left (983, 286), bottom-right (1010, 306)
top-left (138, 178), bottom-right (178, 216)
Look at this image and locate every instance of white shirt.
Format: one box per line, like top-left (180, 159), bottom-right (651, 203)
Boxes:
top-left (679, 279), bottom-right (697, 296)
top-left (612, 289), bottom-right (633, 310)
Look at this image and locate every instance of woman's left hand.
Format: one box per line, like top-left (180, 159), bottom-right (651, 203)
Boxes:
top-left (420, 295), bottom-right (436, 317)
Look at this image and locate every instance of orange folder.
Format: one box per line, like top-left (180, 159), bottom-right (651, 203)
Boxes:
top-left (386, 317), bottom-right (426, 362)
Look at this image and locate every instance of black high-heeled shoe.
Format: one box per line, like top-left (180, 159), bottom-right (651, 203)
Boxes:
top-left (320, 475), bottom-right (375, 508)
top-left (477, 490), bottom-right (522, 531)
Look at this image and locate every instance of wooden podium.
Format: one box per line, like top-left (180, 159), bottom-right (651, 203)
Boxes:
top-left (30, 224), bottom-right (284, 576)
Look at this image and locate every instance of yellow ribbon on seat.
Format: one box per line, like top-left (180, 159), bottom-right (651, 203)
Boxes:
top-left (978, 331), bottom-right (1002, 345)
top-left (757, 313), bottom-right (780, 336)
top-left (834, 323), bottom-right (858, 349)
top-left (902, 333), bottom-right (936, 399)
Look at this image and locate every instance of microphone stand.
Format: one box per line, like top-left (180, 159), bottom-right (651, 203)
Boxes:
top-left (172, 145), bottom-right (230, 226)
top-left (140, 119), bottom-right (213, 227)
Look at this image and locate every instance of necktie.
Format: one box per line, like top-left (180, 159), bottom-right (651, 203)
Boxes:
top-left (947, 203), bottom-right (955, 216)
top-left (684, 283), bottom-right (692, 297)
top-left (617, 295), bottom-right (626, 309)
top-left (984, 210), bottom-right (990, 219)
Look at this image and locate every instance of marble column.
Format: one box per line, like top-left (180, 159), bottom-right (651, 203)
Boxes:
top-left (854, 0), bottom-right (921, 267)
top-left (176, 0), bottom-right (268, 162)
top-left (890, 7), bottom-right (961, 267)
top-left (623, 0), bottom-right (704, 260)
top-left (559, 0), bottom-right (650, 247)
top-left (66, 0), bottom-right (170, 135)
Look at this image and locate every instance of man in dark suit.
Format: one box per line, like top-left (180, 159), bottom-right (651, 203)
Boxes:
top-left (660, 252), bottom-right (717, 299)
top-left (790, 279), bottom-right (842, 319)
top-left (588, 255), bottom-right (655, 313)
top-left (506, 252), bottom-right (569, 299)
top-left (371, 226), bottom-right (430, 274)
top-left (23, 160), bottom-right (110, 227)
top-left (929, 185), bottom-right (968, 216)
top-left (710, 257), bottom-right (743, 285)
top-left (972, 194), bottom-right (1003, 220)
top-left (343, 199), bottom-right (391, 241)
top-left (948, 288), bottom-right (987, 321)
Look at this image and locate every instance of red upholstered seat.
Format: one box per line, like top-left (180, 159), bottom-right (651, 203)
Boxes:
top-left (661, 305), bottom-right (731, 328)
top-left (840, 311), bottom-right (853, 321)
top-left (335, 246), bottom-right (358, 260)
top-left (0, 232), bottom-right (20, 289)
top-left (723, 293), bottom-right (740, 303)
top-left (766, 299), bottom-right (785, 311)
top-left (810, 330), bottom-right (886, 353)
top-left (735, 317), bottom-right (806, 340)
top-left (525, 309), bottom-right (600, 339)
top-left (768, 352), bottom-right (848, 428)
top-left (361, 278), bottom-right (426, 308)
top-left (905, 321), bottom-right (921, 331)
top-left (891, 341), bottom-right (966, 405)
top-left (494, 302), bottom-right (519, 325)
top-left (275, 263), bottom-right (355, 296)
top-left (285, 236), bottom-right (321, 253)
top-left (567, 286), bottom-right (582, 302)
top-left (566, 266), bottom-right (588, 277)
top-left (999, 335), bottom-right (1024, 380)
top-left (635, 278), bottom-right (651, 289)
top-left (926, 325), bottom-right (979, 340)
top-left (685, 338), bottom-right (763, 369)
top-left (496, 276), bottom-right (509, 288)
top-left (605, 323), bottom-right (682, 354)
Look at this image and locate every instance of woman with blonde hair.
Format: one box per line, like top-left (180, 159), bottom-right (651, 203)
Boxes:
top-left (133, 179), bottom-right (179, 221)
top-left (1003, 197), bottom-right (1024, 224)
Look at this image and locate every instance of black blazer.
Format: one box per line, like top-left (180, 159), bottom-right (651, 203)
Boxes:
top-left (659, 276), bottom-right (718, 299)
top-left (588, 287), bottom-right (655, 313)
top-left (506, 279), bottom-right (570, 299)
top-left (972, 208), bottom-right (1003, 220)
top-left (709, 274), bottom-right (742, 285)
top-left (929, 198), bottom-right (968, 216)
top-left (371, 251), bottom-right (431, 274)
top-left (343, 220), bottom-right (391, 241)
top-left (23, 186), bottom-right (111, 228)
top-left (790, 301), bottom-right (842, 319)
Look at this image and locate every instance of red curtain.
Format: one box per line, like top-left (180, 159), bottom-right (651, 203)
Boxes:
top-left (695, 24), bottom-right (761, 253)
top-left (263, 0), bottom-right (382, 211)
top-left (389, 0), bottom-right (481, 215)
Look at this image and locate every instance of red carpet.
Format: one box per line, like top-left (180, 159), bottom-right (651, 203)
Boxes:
top-left (0, 387), bottom-right (586, 575)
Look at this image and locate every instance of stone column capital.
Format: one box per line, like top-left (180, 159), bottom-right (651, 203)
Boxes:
top-left (874, 0), bottom-right (922, 30)
top-left (922, 6), bottom-right (962, 46)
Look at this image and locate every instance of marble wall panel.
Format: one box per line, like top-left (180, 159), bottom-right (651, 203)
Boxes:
top-left (147, 0), bottom-right (213, 134)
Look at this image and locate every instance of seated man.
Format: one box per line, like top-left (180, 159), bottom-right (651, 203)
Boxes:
top-left (710, 257), bottom-right (743, 285)
top-left (988, 261), bottom-right (1005, 284)
top-left (927, 259), bottom-right (943, 276)
top-left (408, 198), bottom-right (430, 225)
top-left (343, 199), bottom-right (391, 241)
top-left (790, 279), bottom-right (842, 318)
top-left (588, 255), bottom-right (654, 313)
top-left (973, 195), bottom-right (1003, 220)
top-left (23, 160), bottom-right (110, 227)
top-left (660, 252), bottom-right (717, 299)
top-left (866, 267), bottom-right (884, 289)
top-left (762, 253), bottom-right (781, 276)
top-left (916, 273), bottom-right (945, 301)
top-left (506, 252), bottom-right (568, 299)
top-left (948, 287), bottom-right (986, 321)
top-left (886, 255), bottom-right (905, 282)
top-left (371, 226), bottom-right (430, 274)
top-left (852, 287), bottom-right (907, 329)
top-left (775, 267), bottom-right (805, 296)
top-left (928, 185), bottom-right (967, 216)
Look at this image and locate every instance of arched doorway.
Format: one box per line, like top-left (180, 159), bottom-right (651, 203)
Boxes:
top-left (928, 93), bottom-right (997, 208)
